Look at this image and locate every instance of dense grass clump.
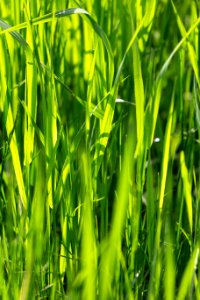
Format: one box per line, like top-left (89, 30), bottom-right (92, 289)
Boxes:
top-left (0, 0), bottom-right (200, 299)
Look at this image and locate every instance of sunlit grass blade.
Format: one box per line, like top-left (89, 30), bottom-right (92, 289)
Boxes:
top-left (80, 152), bottom-right (97, 300)
top-left (147, 152), bottom-right (155, 261)
top-left (164, 217), bottom-right (176, 300)
top-left (100, 126), bottom-right (134, 299)
top-left (158, 16), bottom-right (200, 80)
top-left (180, 151), bottom-right (193, 233)
top-left (145, 80), bottom-right (162, 148)
top-left (177, 246), bottom-right (199, 300)
top-left (159, 88), bottom-right (175, 210)
top-left (0, 7), bottom-right (114, 86)
top-left (20, 150), bottom-right (45, 299)
top-left (93, 14), bottom-right (146, 175)
top-left (132, 39), bottom-right (144, 157)
top-left (171, 0), bottom-right (200, 88)
top-left (0, 36), bottom-right (27, 210)
top-left (136, 0), bottom-right (157, 51)
top-left (0, 18), bottom-right (28, 48)
top-left (6, 108), bottom-right (27, 209)
top-left (24, 3), bottom-right (38, 166)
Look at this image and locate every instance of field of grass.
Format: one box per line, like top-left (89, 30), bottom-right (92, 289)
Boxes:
top-left (0, 0), bottom-right (200, 299)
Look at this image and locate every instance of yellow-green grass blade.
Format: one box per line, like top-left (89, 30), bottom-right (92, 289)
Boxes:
top-left (132, 39), bottom-right (145, 157)
top-left (136, 0), bottom-right (143, 28)
top-left (0, 36), bottom-right (27, 210)
top-left (158, 16), bottom-right (200, 80)
top-left (0, 18), bottom-right (29, 49)
top-left (6, 107), bottom-right (27, 210)
top-left (148, 13), bottom-right (200, 159)
top-left (45, 20), bottom-right (58, 209)
top-left (145, 80), bottom-right (162, 148)
top-left (100, 127), bottom-right (134, 299)
top-left (147, 152), bottom-right (155, 261)
top-left (40, 63), bottom-right (104, 120)
top-left (80, 152), bottom-right (97, 300)
top-left (171, 0), bottom-right (200, 88)
top-left (132, 1), bottom-right (146, 159)
top-left (177, 246), bottom-right (199, 300)
top-left (148, 89), bottom-right (175, 297)
top-left (21, 149), bottom-right (46, 298)
top-left (143, 0), bottom-right (157, 29)
top-left (0, 8), bottom-right (114, 86)
top-left (164, 216), bottom-right (176, 300)
top-left (20, 100), bottom-right (45, 146)
top-left (159, 88), bottom-right (175, 210)
top-left (180, 151), bottom-right (193, 233)
top-left (86, 44), bottom-right (98, 136)
top-left (93, 15), bottom-right (146, 175)
top-left (136, 0), bottom-right (157, 52)
top-left (0, 15), bottom-right (37, 167)
top-left (24, 3), bottom-right (38, 166)
top-left (0, 227), bottom-right (9, 299)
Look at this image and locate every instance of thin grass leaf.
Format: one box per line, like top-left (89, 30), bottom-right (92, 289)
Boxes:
top-left (159, 88), bottom-right (175, 210)
top-left (147, 152), bottom-right (155, 261)
top-left (100, 127), bottom-right (135, 299)
top-left (0, 18), bottom-right (28, 48)
top-left (133, 39), bottom-right (145, 157)
top-left (180, 151), bottom-right (193, 233)
top-left (171, 0), bottom-right (200, 88)
top-left (158, 16), bottom-right (200, 80)
top-left (24, 3), bottom-right (38, 166)
top-left (0, 36), bottom-right (27, 210)
top-left (80, 152), bottom-right (97, 300)
top-left (93, 14), bottom-right (146, 175)
top-left (177, 246), bottom-right (199, 300)
top-left (137, 0), bottom-right (157, 51)
top-left (0, 8), bottom-right (114, 88)
top-left (164, 218), bottom-right (176, 300)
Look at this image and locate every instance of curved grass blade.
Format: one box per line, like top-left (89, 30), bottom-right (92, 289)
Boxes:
top-left (157, 16), bottom-right (200, 81)
top-left (171, 0), bottom-right (200, 88)
top-left (0, 18), bottom-right (29, 49)
top-left (93, 15), bottom-right (146, 175)
top-left (145, 10), bottom-right (200, 151)
top-left (0, 17), bottom-right (37, 166)
top-left (0, 8), bottom-right (114, 89)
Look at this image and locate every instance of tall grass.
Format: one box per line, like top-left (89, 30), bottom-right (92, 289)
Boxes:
top-left (0, 0), bottom-right (200, 299)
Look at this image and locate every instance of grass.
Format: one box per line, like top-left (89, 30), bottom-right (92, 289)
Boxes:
top-left (0, 0), bottom-right (200, 299)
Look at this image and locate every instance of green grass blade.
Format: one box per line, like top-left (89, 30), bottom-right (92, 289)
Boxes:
top-left (93, 14), bottom-right (146, 175)
top-left (159, 88), bottom-right (175, 210)
top-left (133, 39), bottom-right (145, 157)
top-left (180, 151), bottom-right (193, 233)
top-left (158, 16), bottom-right (200, 80)
top-left (100, 126), bottom-right (135, 299)
top-left (177, 246), bottom-right (199, 300)
top-left (80, 152), bottom-right (97, 300)
top-left (0, 36), bottom-right (27, 210)
top-left (24, 3), bottom-right (38, 166)
top-left (171, 0), bottom-right (200, 88)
